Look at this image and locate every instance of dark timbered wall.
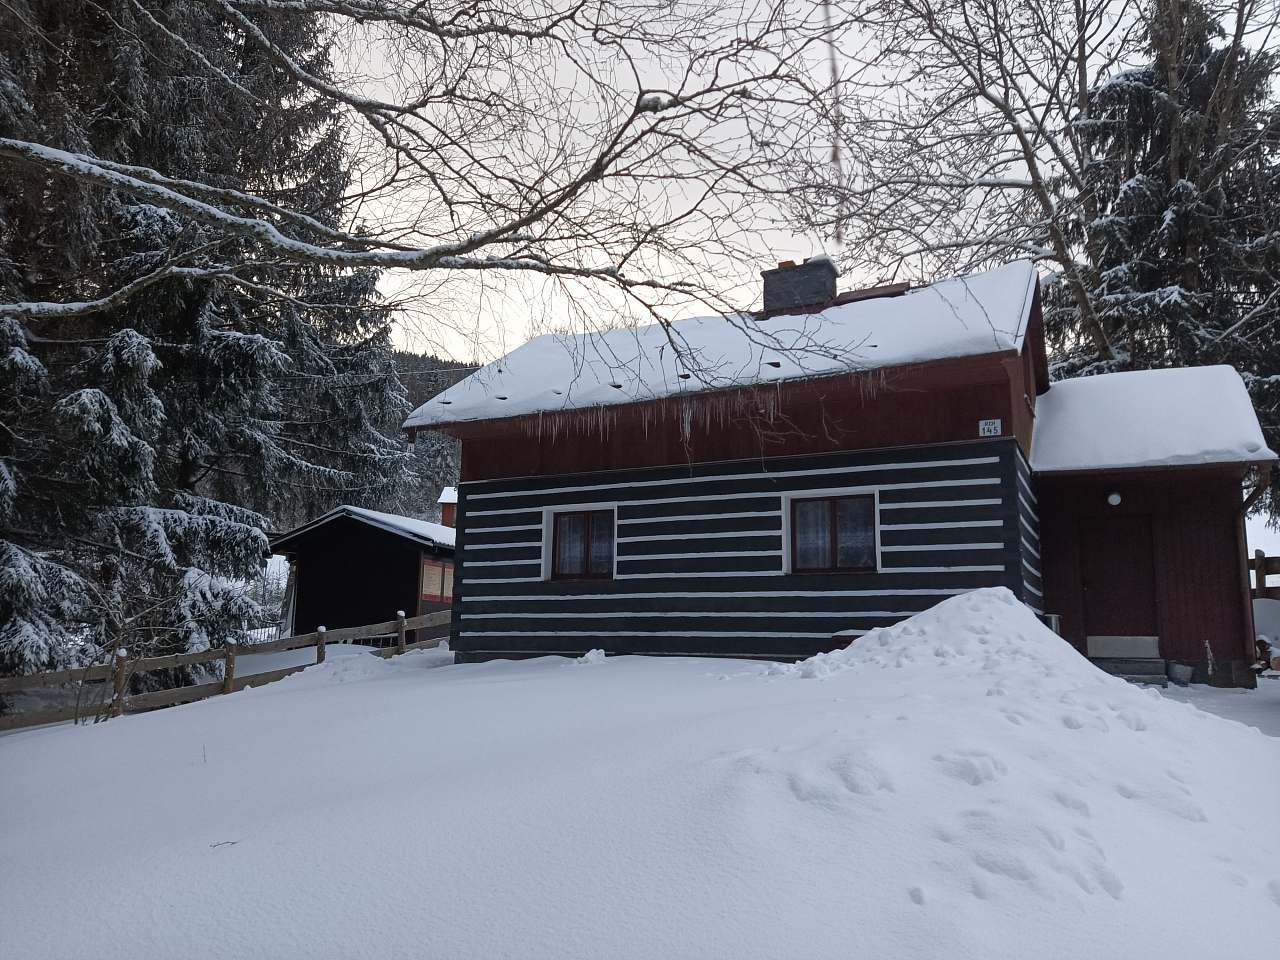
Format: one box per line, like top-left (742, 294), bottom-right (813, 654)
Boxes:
top-left (451, 439), bottom-right (1029, 660)
top-left (1014, 448), bottom-right (1044, 613)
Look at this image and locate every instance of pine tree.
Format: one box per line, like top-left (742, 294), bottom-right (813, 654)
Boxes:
top-left (0, 2), bottom-right (413, 678)
top-left (389, 350), bottom-right (470, 520)
top-left (1048, 0), bottom-right (1280, 502)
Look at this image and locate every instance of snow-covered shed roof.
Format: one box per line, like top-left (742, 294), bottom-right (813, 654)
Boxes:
top-left (1030, 366), bottom-right (1276, 473)
top-left (271, 505), bottom-right (455, 554)
top-left (438, 486), bottom-right (457, 505)
top-left (404, 261), bottom-right (1040, 430)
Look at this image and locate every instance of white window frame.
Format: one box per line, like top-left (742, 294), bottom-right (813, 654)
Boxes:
top-left (540, 503), bottom-right (619, 581)
top-left (781, 486), bottom-right (882, 575)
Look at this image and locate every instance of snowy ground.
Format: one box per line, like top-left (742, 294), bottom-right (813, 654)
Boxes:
top-left (236, 640), bottom-right (380, 676)
top-left (1162, 673), bottom-right (1280, 737)
top-left (3, 589), bottom-right (1279, 960)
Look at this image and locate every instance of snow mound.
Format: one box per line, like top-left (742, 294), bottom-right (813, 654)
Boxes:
top-left (3, 589), bottom-right (1278, 959)
top-left (780, 586), bottom-right (1088, 680)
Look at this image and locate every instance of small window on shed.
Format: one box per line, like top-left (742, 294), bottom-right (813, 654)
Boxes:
top-left (790, 495), bottom-right (877, 573)
top-left (421, 558), bottom-right (454, 602)
top-left (552, 510), bottom-right (614, 579)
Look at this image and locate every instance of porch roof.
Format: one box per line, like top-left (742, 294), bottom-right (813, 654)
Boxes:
top-left (1030, 366), bottom-right (1276, 474)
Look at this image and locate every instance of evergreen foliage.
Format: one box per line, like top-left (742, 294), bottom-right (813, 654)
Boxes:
top-left (0, 1), bottom-right (415, 676)
top-left (1046, 2), bottom-right (1280, 498)
top-left (389, 350), bottom-right (471, 521)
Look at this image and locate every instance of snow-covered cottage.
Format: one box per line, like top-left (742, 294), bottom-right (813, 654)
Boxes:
top-left (404, 258), bottom-right (1275, 685)
top-left (271, 504), bottom-right (456, 641)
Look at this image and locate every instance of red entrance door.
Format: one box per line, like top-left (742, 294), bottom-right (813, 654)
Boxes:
top-left (1077, 514), bottom-right (1159, 639)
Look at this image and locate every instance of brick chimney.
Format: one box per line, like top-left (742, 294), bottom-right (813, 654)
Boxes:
top-left (761, 255), bottom-right (839, 314)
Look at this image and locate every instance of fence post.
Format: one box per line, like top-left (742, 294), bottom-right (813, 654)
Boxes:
top-left (396, 611), bottom-right (407, 656)
top-left (110, 648), bottom-right (128, 718)
top-left (316, 626), bottom-right (326, 664)
top-left (223, 641), bottom-right (237, 695)
top-left (1256, 549), bottom-right (1268, 600)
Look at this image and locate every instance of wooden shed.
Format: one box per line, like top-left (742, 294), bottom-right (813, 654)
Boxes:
top-left (271, 505), bottom-right (456, 642)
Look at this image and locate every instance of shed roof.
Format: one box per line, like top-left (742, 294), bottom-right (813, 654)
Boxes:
top-left (405, 260), bottom-right (1040, 430)
top-left (271, 505), bottom-right (456, 554)
top-left (438, 486), bottom-right (458, 505)
top-left (1030, 366), bottom-right (1276, 473)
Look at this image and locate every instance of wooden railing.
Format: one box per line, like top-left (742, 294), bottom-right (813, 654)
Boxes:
top-left (0, 610), bottom-right (451, 732)
top-left (1250, 550), bottom-right (1280, 600)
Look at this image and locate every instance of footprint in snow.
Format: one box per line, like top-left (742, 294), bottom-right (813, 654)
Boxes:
top-left (1115, 710), bottom-right (1148, 731)
top-left (933, 750), bottom-right (1007, 786)
top-left (1052, 790), bottom-right (1091, 818)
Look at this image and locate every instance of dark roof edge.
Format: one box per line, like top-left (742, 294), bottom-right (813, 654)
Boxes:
top-left (270, 506), bottom-right (453, 555)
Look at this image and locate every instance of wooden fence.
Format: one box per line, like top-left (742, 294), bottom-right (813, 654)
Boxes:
top-left (0, 610), bottom-right (451, 732)
top-left (1250, 550), bottom-right (1280, 600)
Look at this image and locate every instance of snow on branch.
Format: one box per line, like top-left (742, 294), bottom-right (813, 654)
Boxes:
top-left (1, 1), bottom-right (842, 325)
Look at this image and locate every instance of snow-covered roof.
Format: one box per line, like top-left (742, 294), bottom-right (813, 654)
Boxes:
top-left (438, 486), bottom-right (457, 505)
top-left (1030, 366), bottom-right (1276, 473)
top-left (271, 505), bottom-right (455, 553)
top-left (405, 261), bottom-right (1040, 429)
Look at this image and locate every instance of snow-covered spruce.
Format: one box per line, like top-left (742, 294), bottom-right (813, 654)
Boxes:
top-left (3, 588), bottom-right (1277, 959)
top-left (0, 3), bottom-right (414, 679)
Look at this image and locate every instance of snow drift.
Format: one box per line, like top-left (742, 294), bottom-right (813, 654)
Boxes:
top-left (2, 588), bottom-right (1278, 960)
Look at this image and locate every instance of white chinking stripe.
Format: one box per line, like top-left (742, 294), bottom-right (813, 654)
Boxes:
top-left (882, 498), bottom-right (1002, 510)
top-left (466, 478), bottom-right (1003, 517)
top-left (464, 498), bottom-right (1003, 529)
top-left (615, 564), bottom-right (1006, 578)
top-left (467, 565), bottom-right (1009, 583)
top-left (459, 610), bottom-right (916, 620)
top-left (462, 455), bottom-right (1002, 501)
top-left (1018, 512), bottom-right (1039, 539)
top-left (457, 629), bottom-right (856, 640)
top-left (879, 542), bottom-right (1003, 552)
top-left (1016, 471), bottom-right (1036, 504)
top-left (880, 520), bottom-right (1002, 531)
top-left (461, 587), bottom-right (972, 602)
top-left (617, 530), bottom-right (781, 543)
top-left (617, 550), bottom-right (782, 562)
top-left (618, 510), bottom-right (782, 525)
top-left (467, 523), bottom-right (543, 534)
top-left (1014, 458), bottom-right (1036, 501)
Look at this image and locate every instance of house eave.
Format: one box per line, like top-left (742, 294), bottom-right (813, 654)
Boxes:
top-left (405, 349), bottom-right (1024, 440)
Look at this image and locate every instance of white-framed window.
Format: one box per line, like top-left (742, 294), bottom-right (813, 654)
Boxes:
top-left (781, 487), bottom-right (881, 574)
top-left (540, 504), bottom-right (617, 581)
